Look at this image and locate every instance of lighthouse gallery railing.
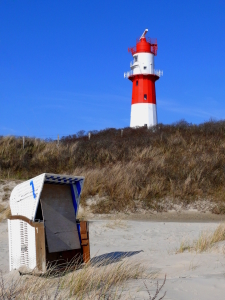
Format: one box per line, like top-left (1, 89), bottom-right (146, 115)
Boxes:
top-left (124, 70), bottom-right (163, 79)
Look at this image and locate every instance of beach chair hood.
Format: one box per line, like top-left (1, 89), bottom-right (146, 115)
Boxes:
top-left (10, 173), bottom-right (84, 221)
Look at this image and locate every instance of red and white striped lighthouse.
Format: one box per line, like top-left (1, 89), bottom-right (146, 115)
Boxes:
top-left (124, 29), bottom-right (163, 128)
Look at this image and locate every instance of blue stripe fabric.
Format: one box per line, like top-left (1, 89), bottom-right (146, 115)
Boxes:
top-left (77, 223), bottom-right (81, 244)
top-left (76, 181), bottom-right (81, 196)
top-left (70, 184), bottom-right (78, 216)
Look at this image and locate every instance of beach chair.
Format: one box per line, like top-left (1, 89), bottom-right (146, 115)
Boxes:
top-left (8, 173), bottom-right (90, 272)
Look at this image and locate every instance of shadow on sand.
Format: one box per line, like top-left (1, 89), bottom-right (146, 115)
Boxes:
top-left (90, 250), bottom-right (143, 266)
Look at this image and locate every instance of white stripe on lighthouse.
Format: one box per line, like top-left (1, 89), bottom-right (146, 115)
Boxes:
top-left (131, 52), bottom-right (155, 75)
top-left (130, 103), bottom-right (157, 128)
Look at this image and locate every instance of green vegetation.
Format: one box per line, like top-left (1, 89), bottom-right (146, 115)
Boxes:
top-left (1, 120), bottom-right (225, 213)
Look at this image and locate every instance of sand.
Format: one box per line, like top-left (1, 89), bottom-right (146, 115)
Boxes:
top-left (0, 221), bottom-right (8, 274)
top-left (1, 217), bottom-right (225, 299)
top-left (1, 180), bottom-right (225, 298)
top-left (89, 220), bottom-right (225, 299)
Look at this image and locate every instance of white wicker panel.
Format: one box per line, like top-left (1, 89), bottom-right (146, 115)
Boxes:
top-left (27, 223), bottom-right (36, 269)
top-left (8, 219), bottom-right (21, 271)
top-left (20, 221), bottom-right (29, 267)
top-left (8, 220), bottom-right (37, 271)
top-left (8, 220), bottom-right (12, 271)
top-left (10, 173), bottom-right (45, 221)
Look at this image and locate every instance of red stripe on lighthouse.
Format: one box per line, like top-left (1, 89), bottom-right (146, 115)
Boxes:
top-left (129, 74), bottom-right (159, 105)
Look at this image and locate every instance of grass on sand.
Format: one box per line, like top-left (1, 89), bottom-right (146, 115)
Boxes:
top-left (178, 223), bottom-right (225, 253)
top-left (0, 257), bottom-right (166, 299)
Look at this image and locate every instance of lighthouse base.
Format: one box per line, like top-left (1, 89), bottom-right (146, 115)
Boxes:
top-left (130, 103), bottom-right (157, 128)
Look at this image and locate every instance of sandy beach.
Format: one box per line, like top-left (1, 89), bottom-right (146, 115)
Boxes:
top-left (1, 216), bottom-right (225, 299)
top-left (1, 179), bottom-right (225, 298)
top-left (89, 219), bottom-right (225, 299)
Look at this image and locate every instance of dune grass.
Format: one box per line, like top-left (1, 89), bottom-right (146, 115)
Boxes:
top-left (0, 257), bottom-right (166, 299)
top-left (1, 120), bottom-right (225, 213)
top-left (178, 223), bottom-right (225, 253)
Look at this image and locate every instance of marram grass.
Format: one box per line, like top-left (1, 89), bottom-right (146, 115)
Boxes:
top-left (2, 120), bottom-right (225, 213)
top-left (178, 223), bottom-right (225, 253)
top-left (0, 257), bottom-right (147, 299)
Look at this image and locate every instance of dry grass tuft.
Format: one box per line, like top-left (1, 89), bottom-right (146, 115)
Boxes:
top-left (178, 223), bottom-right (225, 253)
top-left (0, 204), bottom-right (5, 214)
top-left (144, 274), bottom-right (167, 300)
top-left (0, 257), bottom-right (153, 299)
top-left (177, 240), bottom-right (192, 253)
top-left (64, 257), bottom-right (144, 298)
top-left (0, 206), bottom-right (11, 222)
top-left (2, 193), bottom-right (10, 202)
top-left (3, 186), bottom-right (11, 193)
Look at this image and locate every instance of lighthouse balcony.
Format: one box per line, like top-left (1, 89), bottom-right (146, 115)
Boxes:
top-left (154, 69), bottom-right (163, 77)
top-left (124, 71), bottom-right (133, 78)
top-left (124, 69), bottom-right (163, 79)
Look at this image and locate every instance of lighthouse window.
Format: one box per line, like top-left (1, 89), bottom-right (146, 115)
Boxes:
top-left (144, 66), bottom-right (147, 70)
top-left (136, 80), bottom-right (138, 86)
top-left (144, 94), bottom-right (147, 100)
top-left (134, 56), bottom-right (138, 62)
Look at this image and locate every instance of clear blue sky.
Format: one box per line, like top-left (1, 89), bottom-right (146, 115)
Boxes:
top-left (0, 0), bottom-right (225, 138)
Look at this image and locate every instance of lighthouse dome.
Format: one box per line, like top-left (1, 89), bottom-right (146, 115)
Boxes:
top-left (128, 37), bottom-right (158, 56)
top-left (136, 38), bottom-right (151, 53)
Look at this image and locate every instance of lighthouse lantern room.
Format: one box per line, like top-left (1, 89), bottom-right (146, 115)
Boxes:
top-left (124, 29), bottom-right (163, 128)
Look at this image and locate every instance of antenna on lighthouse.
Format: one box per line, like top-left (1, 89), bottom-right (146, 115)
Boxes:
top-left (140, 29), bottom-right (148, 40)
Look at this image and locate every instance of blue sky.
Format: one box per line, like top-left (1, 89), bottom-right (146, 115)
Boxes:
top-left (0, 0), bottom-right (225, 138)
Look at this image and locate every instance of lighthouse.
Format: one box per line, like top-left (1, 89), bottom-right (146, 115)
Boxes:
top-left (124, 29), bottom-right (163, 128)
